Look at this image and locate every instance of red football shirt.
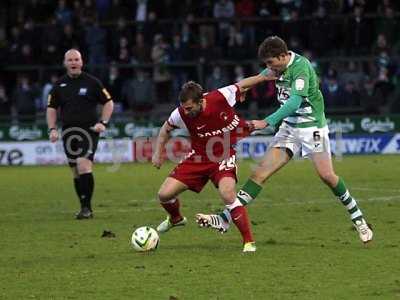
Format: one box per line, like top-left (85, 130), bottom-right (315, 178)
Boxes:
top-left (167, 84), bottom-right (250, 161)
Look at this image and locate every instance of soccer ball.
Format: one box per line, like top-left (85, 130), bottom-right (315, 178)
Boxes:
top-left (131, 226), bottom-right (159, 252)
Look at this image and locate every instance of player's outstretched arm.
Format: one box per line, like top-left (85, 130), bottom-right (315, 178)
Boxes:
top-left (235, 70), bottom-right (277, 97)
top-left (152, 121), bottom-right (174, 169)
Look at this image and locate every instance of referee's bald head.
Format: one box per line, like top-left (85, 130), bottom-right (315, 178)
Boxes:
top-left (64, 49), bottom-right (83, 77)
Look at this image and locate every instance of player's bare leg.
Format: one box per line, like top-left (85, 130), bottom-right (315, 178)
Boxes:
top-left (156, 177), bottom-right (188, 233)
top-left (311, 152), bottom-right (373, 243)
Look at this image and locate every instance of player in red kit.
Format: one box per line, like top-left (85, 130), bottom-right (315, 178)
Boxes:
top-left (152, 72), bottom-right (276, 252)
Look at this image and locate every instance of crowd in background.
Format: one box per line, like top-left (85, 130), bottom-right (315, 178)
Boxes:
top-left (1, 0), bottom-right (400, 122)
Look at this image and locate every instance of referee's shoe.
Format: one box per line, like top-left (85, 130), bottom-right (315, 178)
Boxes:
top-left (75, 207), bottom-right (93, 220)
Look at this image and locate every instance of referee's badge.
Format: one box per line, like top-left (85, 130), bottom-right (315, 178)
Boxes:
top-left (78, 88), bottom-right (87, 95)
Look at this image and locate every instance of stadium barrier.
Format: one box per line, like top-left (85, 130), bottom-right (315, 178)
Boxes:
top-left (1, 133), bottom-right (399, 166)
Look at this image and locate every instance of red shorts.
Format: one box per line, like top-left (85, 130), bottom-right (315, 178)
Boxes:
top-left (169, 154), bottom-right (237, 193)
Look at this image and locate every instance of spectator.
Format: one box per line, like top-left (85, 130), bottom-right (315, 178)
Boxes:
top-left (196, 36), bottom-right (222, 65)
top-left (308, 6), bottom-right (335, 56)
top-left (339, 61), bottom-right (366, 91)
top-left (344, 5), bottom-right (373, 55)
top-left (205, 65), bottom-right (229, 91)
top-left (12, 75), bottom-right (39, 121)
top-left (0, 83), bottom-right (11, 118)
top-left (40, 74), bottom-right (59, 111)
top-left (121, 69), bottom-right (154, 117)
top-left (85, 19), bottom-right (107, 75)
top-left (372, 33), bottom-right (391, 56)
top-left (213, 0), bottom-right (235, 45)
top-left (61, 24), bottom-right (82, 53)
top-left (360, 78), bottom-right (380, 114)
top-left (105, 64), bottom-right (124, 108)
top-left (235, 0), bottom-right (256, 17)
top-left (322, 69), bottom-right (344, 108)
top-left (341, 81), bottom-right (361, 106)
top-left (107, 0), bottom-right (129, 20)
top-left (131, 32), bottom-right (151, 63)
top-left (109, 17), bottom-right (132, 58)
top-left (18, 44), bottom-right (35, 65)
top-left (8, 26), bottom-right (22, 64)
top-left (95, 0), bottom-right (111, 21)
top-left (55, 0), bottom-right (73, 25)
top-left (227, 32), bottom-right (247, 60)
top-left (375, 5), bottom-right (400, 44)
top-left (151, 34), bottom-right (172, 103)
top-left (41, 18), bottom-right (62, 65)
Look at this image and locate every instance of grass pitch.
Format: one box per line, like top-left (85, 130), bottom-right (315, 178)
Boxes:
top-left (1, 155), bottom-right (399, 299)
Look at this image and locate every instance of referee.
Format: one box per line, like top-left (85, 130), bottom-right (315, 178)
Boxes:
top-left (46, 49), bottom-right (114, 219)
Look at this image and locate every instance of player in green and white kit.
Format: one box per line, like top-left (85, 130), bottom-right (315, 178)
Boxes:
top-left (196, 36), bottom-right (373, 245)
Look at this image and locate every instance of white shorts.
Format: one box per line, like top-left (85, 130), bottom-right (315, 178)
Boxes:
top-left (270, 122), bottom-right (331, 158)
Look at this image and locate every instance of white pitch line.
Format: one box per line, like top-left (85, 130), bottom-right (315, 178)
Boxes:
top-left (352, 187), bottom-right (400, 193)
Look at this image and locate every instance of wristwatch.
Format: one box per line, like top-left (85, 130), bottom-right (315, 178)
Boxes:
top-left (100, 120), bottom-right (109, 127)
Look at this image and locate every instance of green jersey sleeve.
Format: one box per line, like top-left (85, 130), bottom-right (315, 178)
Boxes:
top-left (290, 60), bottom-right (310, 98)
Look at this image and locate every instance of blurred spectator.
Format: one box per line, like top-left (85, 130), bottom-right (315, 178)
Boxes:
top-left (205, 65), bottom-right (229, 91)
top-left (121, 69), bottom-right (154, 116)
top-left (196, 36), bottom-right (221, 65)
top-left (55, 0), bottom-right (73, 25)
top-left (360, 78), bottom-right (380, 114)
top-left (18, 44), bottom-right (35, 65)
top-left (339, 61), bottom-right (365, 91)
top-left (8, 26), bottom-right (22, 64)
top-left (0, 83), bottom-right (11, 117)
top-left (341, 81), bottom-right (361, 106)
top-left (61, 24), bottom-right (82, 53)
top-left (322, 69), bottom-right (344, 108)
top-left (41, 18), bottom-right (62, 65)
top-left (213, 0), bottom-right (235, 45)
top-left (345, 5), bottom-right (373, 55)
top-left (40, 74), bottom-right (59, 111)
top-left (151, 34), bottom-right (171, 103)
top-left (308, 6), bottom-right (335, 56)
top-left (82, 0), bottom-right (97, 22)
top-left (227, 31), bottom-right (247, 60)
top-left (12, 75), bottom-right (39, 121)
top-left (107, 0), bottom-right (129, 20)
top-left (131, 32), bottom-right (151, 63)
top-left (375, 5), bottom-right (400, 44)
top-left (134, 0), bottom-right (152, 22)
top-left (85, 19), bottom-right (107, 75)
top-left (105, 64), bottom-right (124, 106)
top-left (181, 21), bottom-right (198, 53)
top-left (109, 17), bottom-right (132, 58)
top-left (143, 11), bottom-right (163, 44)
top-left (0, 27), bottom-right (7, 66)
top-left (372, 33), bottom-right (391, 56)
top-left (95, 0), bottom-right (111, 21)
top-left (235, 0), bottom-right (256, 17)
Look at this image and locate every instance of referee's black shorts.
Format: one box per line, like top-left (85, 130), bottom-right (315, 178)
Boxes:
top-left (61, 126), bottom-right (99, 167)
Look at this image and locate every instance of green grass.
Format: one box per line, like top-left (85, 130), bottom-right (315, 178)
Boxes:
top-left (1, 155), bottom-right (400, 299)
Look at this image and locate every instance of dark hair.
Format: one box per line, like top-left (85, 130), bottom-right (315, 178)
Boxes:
top-left (258, 36), bottom-right (288, 60)
top-left (179, 81), bottom-right (203, 103)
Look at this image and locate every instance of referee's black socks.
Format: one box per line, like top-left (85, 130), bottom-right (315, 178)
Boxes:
top-left (79, 173), bottom-right (95, 211)
top-left (73, 178), bottom-right (83, 208)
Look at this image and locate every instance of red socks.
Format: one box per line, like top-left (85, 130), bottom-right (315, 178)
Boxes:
top-left (230, 205), bottom-right (254, 244)
top-left (160, 198), bottom-right (183, 224)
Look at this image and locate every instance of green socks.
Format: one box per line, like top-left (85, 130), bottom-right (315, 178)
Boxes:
top-left (331, 177), bottom-right (363, 223)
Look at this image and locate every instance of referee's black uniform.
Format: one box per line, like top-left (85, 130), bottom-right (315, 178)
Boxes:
top-left (48, 72), bottom-right (112, 165)
top-left (48, 71), bottom-right (113, 218)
